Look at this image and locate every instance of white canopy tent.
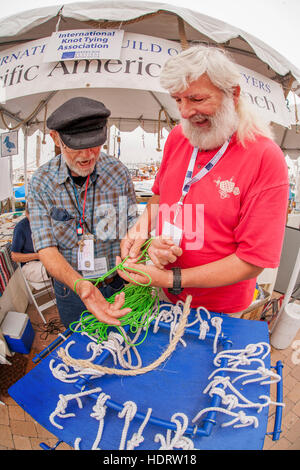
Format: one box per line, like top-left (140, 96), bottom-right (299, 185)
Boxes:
top-left (0, 0), bottom-right (299, 196)
top-left (0, 1), bottom-right (299, 130)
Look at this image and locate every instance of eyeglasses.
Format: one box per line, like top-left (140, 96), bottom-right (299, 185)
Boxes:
top-left (59, 137), bottom-right (100, 155)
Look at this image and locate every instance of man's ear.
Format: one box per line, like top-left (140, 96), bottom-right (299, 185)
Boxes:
top-left (232, 85), bottom-right (241, 107)
top-left (49, 130), bottom-right (60, 147)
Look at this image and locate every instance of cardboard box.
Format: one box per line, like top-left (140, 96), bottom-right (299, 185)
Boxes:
top-left (241, 289), bottom-right (271, 321)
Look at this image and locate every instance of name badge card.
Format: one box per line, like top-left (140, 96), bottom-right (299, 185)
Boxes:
top-left (82, 257), bottom-right (108, 279)
top-left (78, 238), bottom-right (95, 271)
top-left (162, 221), bottom-right (183, 246)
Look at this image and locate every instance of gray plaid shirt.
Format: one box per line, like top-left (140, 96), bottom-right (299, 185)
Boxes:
top-left (27, 152), bottom-right (138, 273)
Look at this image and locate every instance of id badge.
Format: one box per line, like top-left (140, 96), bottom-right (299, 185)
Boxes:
top-left (82, 257), bottom-right (108, 279)
top-left (77, 236), bottom-right (95, 271)
top-left (162, 221), bottom-right (183, 246)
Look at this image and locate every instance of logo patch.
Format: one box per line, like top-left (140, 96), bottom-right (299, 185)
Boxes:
top-left (214, 177), bottom-right (240, 199)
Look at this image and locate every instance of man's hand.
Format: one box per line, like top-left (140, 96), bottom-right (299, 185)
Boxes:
top-left (120, 234), bottom-right (148, 262)
top-left (120, 194), bottom-right (160, 261)
top-left (147, 237), bottom-right (182, 269)
top-left (116, 256), bottom-right (172, 288)
top-left (75, 279), bottom-right (131, 325)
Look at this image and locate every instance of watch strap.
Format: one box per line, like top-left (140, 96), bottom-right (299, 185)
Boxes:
top-left (168, 267), bottom-right (183, 295)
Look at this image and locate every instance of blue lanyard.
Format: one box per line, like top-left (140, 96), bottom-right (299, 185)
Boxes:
top-left (174, 137), bottom-right (231, 223)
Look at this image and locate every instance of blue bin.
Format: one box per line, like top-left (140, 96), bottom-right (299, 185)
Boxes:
top-left (1, 311), bottom-right (35, 354)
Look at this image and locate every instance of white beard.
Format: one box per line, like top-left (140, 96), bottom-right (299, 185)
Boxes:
top-left (180, 94), bottom-right (239, 150)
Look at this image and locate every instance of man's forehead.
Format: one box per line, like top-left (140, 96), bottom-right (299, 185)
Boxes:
top-left (171, 89), bottom-right (209, 99)
top-left (170, 75), bottom-right (220, 98)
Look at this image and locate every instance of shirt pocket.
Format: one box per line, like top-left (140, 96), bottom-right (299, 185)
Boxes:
top-left (51, 217), bottom-right (78, 249)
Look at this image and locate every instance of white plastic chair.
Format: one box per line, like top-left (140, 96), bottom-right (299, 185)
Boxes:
top-left (18, 263), bottom-right (56, 324)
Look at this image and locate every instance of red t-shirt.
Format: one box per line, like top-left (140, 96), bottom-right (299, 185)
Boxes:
top-left (152, 125), bottom-right (289, 313)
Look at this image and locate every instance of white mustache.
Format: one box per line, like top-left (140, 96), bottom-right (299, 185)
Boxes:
top-left (189, 114), bottom-right (210, 123)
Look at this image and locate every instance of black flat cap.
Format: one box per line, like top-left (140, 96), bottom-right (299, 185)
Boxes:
top-left (47, 97), bottom-right (111, 149)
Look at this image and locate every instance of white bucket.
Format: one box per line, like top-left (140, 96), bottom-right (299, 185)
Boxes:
top-left (270, 302), bottom-right (300, 349)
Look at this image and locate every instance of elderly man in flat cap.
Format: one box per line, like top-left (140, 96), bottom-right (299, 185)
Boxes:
top-left (27, 97), bottom-right (137, 327)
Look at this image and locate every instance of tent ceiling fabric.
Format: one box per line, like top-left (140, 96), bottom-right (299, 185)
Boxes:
top-left (0, 1), bottom-right (299, 84)
top-left (0, 0), bottom-right (299, 152)
top-left (3, 87), bottom-right (179, 136)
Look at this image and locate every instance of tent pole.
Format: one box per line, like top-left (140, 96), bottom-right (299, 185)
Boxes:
top-left (9, 155), bottom-right (15, 212)
top-left (177, 17), bottom-right (189, 50)
top-left (106, 124), bottom-right (111, 155)
top-left (23, 125), bottom-right (28, 197)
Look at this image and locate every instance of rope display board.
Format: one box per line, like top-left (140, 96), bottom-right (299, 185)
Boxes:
top-left (8, 298), bottom-right (284, 450)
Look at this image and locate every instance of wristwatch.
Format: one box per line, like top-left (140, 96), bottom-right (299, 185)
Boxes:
top-left (168, 267), bottom-right (183, 295)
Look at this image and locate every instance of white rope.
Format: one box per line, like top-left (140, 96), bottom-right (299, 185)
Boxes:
top-left (203, 375), bottom-right (285, 413)
top-left (196, 306), bottom-right (211, 321)
top-left (213, 342), bottom-right (270, 368)
top-left (90, 392), bottom-right (111, 450)
top-left (192, 406), bottom-right (259, 429)
top-left (115, 328), bottom-right (143, 369)
top-left (199, 321), bottom-right (209, 340)
top-left (154, 413), bottom-right (194, 450)
top-left (211, 317), bottom-right (223, 354)
top-left (126, 407), bottom-right (153, 450)
top-left (204, 375), bottom-right (255, 410)
top-left (118, 401), bottom-right (138, 450)
top-left (48, 303), bottom-right (283, 446)
top-left (49, 387), bottom-right (102, 430)
top-left (74, 437), bottom-right (81, 450)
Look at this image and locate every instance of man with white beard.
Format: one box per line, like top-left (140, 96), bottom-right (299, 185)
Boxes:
top-left (119, 45), bottom-right (289, 316)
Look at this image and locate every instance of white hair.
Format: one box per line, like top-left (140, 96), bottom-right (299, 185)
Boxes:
top-left (160, 45), bottom-right (273, 146)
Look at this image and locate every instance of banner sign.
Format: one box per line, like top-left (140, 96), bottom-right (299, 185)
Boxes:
top-left (1, 131), bottom-right (18, 157)
top-left (43, 29), bottom-right (125, 62)
top-left (238, 64), bottom-right (291, 128)
top-left (0, 31), bottom-right (291, 127)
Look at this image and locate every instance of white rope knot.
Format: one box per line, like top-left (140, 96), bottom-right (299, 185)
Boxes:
top-left (127, 431), bottom-right (144, 450)
top-left (91, 393), bottom-right (111, 421)
top-left (118, 401), bottom-right (138, 450)
top-left (155, 413), bottom-right (194, 450)
top-left (49, 388), bottom-right (102, 430)
top-left (90, 392), bottom-right (111, 450)
top-left (126, 407), bottom-right (152, 450)
top-left (118, 400), bottom-right (138, 421)
top-left (224, 410), bottom-right (259, 428)
top-left (222, 393), bottom-right (239, 410)
top-left (199, 320), bottom-right (209, 340)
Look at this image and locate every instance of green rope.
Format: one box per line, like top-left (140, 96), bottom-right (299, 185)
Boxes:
top-left (73, 238), bottom-right (153, 294)
top-left (70, 239), bottom-right (160, 347)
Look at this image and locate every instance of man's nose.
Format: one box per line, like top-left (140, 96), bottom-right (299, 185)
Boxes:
top-left (86, 147), bottom-right (99, 155)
